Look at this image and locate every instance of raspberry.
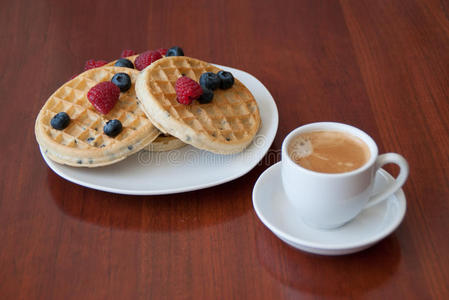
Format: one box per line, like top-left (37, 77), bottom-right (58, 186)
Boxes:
top-left (84, 59), bottom-right (107, 71)
top-left (175, 76), bottom-right (203, 105)
top-left (134, 50), bottom-right (162, 71)
top-left (157, 48), bottom-right (168, 56)
top-left (87, 82), bottom-right (120, 114)
top-left (121, 49), bottom-right (136, 58)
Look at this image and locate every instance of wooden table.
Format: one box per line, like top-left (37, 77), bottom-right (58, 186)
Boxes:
top-left (1, 0), bottom-right (448, 299)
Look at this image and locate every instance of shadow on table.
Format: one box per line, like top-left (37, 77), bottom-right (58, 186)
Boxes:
top-left (47, 167), bottom-right (256, 232)
top-left (255, 224), bottom-right (401, 297)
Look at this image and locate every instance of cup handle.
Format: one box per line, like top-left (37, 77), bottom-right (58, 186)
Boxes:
top-left (364, 153), bottom-right (409, 209)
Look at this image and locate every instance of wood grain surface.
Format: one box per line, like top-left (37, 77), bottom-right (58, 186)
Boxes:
top-left (1, 0), bottom-right (449, 299)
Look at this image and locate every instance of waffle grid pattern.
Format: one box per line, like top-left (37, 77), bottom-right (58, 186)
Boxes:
top-left (107, 54), bottom-right (185, 150)
top-left (35, 66), bottom-right (160, 167)
top-left (146, 58), bottom-right (259, 144)
top-left (39, 68), bottom-right (149, 150)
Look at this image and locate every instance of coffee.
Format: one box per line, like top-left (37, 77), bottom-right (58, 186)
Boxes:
top-left (288, 130), bottom-right (370, 174)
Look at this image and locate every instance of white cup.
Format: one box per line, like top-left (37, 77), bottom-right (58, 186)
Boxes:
top-left (281, 122), bottom-right (409, 229)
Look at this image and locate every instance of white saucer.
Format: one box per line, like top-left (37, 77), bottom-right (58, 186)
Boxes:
top-left (40, 64), bottom-right (278, 195)
top-left (252, 162), bottom-right (406, 255)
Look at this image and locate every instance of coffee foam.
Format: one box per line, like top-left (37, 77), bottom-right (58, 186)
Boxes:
top-left (288, 130), bottom-right (370, 173)
top-left (288, 136), bottom-right (313, 160)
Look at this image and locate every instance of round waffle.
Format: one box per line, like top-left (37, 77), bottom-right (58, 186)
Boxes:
top-left (135, 56), bottom-right (261, 154)
top-left (35, 66), bottom-right (159, 167)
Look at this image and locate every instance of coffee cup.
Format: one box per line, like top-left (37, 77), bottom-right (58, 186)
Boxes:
top-left (281, 122), bottom-right (409, 229)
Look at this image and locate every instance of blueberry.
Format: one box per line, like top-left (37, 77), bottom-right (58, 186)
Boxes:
top-left (50, 112), bottom-right (70, 130)
top-left (111, 73), bottom-right (131, 92)
top-left (114, 58), bottom-right (134, 69)
top-left (103, 119), bottom-right (123, 137)
top-left (166, 46), bottom-right (184, 57)
top-left (199, 72), bottom-right (221, 90)
top-left (217, 71), bottom-right (234, 89)
top-left (198, 87), bottom-right (214, 104)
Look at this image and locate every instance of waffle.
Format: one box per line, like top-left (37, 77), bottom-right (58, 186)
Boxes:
top-left (35, 66), bottom-right (159, 167)
top-left (147, 134), bottom-right (186, 152)
top-left (135, 56), bottom-right (261, 154)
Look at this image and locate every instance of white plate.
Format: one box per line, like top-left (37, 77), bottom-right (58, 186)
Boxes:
top-left (252, 162), bottom-right (407, 255)
top-left (40, 64), bottom-right (278, 195)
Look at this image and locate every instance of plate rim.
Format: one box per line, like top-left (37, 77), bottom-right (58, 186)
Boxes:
top-left (252, 162), bottom-right (407, 252)
top-left (40, 64), bottom-right (279, 195)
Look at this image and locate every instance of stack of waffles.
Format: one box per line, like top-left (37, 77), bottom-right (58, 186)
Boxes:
top-left (35, 53), bottom-right (261, 167)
